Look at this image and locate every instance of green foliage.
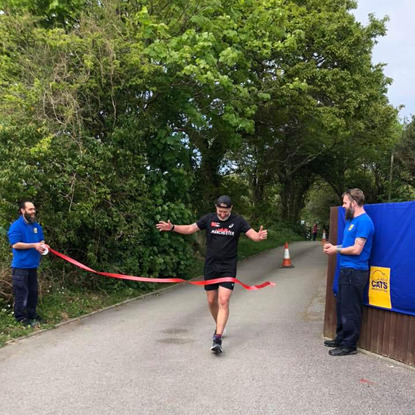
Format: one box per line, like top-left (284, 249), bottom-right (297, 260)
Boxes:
top-left (384, 116), bottom-right (415, 201)
top-left (237, 226), bottom-right (303, 260)
top-left (0, 0), bottom-right (404, 305)
top-left (0, 0), bottom-right (89, 29)
top-left (397, 117), bottom-right (415, 187)
top-left (302, 181), bottom-right (339, 227)
top-left (229, 0), bottom-right (398, 224)
top-left (0, 299), bottom-right (32, 347)
top-left (0, 3), bottom-right (197, 286)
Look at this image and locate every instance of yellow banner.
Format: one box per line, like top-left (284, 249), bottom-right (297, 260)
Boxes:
top-left (368, 266), bottom-right (392, 309)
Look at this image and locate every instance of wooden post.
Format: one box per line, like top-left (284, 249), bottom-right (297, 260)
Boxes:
top-left (323, 206), bottom-right (338, 339)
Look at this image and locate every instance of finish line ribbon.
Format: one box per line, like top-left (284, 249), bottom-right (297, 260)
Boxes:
top-left (49, 248), bottom-right (275, 291)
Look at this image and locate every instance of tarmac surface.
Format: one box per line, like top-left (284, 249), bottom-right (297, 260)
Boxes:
top-left (0, 241), bottom-right (414, 415)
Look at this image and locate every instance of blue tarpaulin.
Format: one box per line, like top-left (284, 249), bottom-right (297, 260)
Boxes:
top-left (333, 201), bottom-right (415, 316)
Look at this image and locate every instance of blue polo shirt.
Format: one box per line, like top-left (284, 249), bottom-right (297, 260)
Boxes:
top-left (7, 216), bottom-right (45, 268)
top-left (340, 212), bottom-right (374, 270)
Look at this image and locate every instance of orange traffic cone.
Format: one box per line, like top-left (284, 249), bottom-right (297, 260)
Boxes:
top-left (280, 242), bottom-right (295, 268)
top-left (321, 230), bottom-right (327, 244)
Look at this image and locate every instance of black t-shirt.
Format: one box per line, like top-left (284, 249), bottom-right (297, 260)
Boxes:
top-left (196, 213), bottom-right (251, 267)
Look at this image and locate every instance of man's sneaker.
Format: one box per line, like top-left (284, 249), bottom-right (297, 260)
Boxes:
top-left (329, 346), bottom-right (357, 356)
top-left (210, 336), bottom-right (223, 354)
top-left (18, 318), bottom-right (31, 327)
top-left (324, 339), bottom-right (340, 348)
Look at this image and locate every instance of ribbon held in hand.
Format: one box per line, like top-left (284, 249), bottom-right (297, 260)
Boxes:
top-left (49, 248), bottom-right (275, 291)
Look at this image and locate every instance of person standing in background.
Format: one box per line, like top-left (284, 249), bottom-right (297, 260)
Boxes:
top-left (312, 222), bottom-right (318, 241)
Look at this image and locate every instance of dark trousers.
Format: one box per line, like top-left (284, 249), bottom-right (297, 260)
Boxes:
top-left (335, 267), bottom-right (369, 348)
top-left (12, 268), bottom-right (38, 321)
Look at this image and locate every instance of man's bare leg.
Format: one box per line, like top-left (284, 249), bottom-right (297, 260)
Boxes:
top-left (215, 286), bottom-right (232, 335)
top-left (206, 289), bottom-right (219, 323)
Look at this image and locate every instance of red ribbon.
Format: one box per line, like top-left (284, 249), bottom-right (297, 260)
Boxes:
top-left (49, 248), bottom-right (275, 291)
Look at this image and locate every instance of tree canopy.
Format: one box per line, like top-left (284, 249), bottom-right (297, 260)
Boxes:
top-left (0, 0), bottom-right (408, 282)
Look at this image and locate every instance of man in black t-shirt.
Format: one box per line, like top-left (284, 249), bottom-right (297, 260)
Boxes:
top-left (156, 195), bottom-right (268, 353)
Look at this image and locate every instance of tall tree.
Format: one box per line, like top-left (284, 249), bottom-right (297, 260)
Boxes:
top-left (233, 0), bottom-right (397, 223)
top-left (0, 1), bottom-right (196, 280)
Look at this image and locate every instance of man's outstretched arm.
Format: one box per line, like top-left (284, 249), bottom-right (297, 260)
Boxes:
top-left (245, 226), bottom-right (268, 242)
top-left (156, 220), bottom-right (200, 235)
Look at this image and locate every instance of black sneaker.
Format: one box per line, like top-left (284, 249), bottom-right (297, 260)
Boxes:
top-left (18, 318), bottom-right (31, 327)
top-left (324, 339), bottom-right (340, 348)
top-left (329, 347), bottom-right (357, 356)
top-left (211, 337), bottom-right (223, 354)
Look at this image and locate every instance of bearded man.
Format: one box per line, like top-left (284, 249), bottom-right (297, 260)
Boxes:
top-left (323, 189), bottom-right (375, 356)
top-left (7, 200), bottom-right (48, 326)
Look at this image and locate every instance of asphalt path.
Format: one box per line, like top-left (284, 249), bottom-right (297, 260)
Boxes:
top-left (0, 241), bottom-right (414, 415)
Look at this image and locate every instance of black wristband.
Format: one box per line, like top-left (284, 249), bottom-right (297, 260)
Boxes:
top-left (171, 224), bottom-right (175, 231)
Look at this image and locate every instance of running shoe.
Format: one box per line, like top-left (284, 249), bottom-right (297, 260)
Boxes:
top-left (210, 336), bottom-right (223, 354)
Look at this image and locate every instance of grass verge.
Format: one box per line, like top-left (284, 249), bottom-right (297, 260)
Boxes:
top-left (0, 286), bottom-right (147, 347)
top-left (238, 227), bottom-right (303, 260)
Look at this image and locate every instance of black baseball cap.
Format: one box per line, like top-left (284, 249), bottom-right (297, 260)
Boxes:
top-left (216, 195), bottom-right (232, 209)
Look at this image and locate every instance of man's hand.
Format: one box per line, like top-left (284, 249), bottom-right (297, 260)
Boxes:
top-left (245, 226), bottom-right (268, 242)
top-left (323, 243), bottom-right (337, 255)
top-left (258, 226), bottom-right (268, 240)
top-left (156, 220), bottom-right (174, 232)
top-left (34, 242), bottom-right (48, 254)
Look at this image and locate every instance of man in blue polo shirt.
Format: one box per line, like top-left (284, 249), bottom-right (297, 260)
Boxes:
top-left (323, 188), bottom-right (375, 356)
top-left (7, 200), bottom-right (48, 326)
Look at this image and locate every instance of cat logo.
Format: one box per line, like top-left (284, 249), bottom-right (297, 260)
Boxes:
top-left (368, 266), bottom-right (391, 309)
top-left (371, 269), bottom-right (388, 289)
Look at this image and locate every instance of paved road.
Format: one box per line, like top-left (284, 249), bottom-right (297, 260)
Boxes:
top-left (1, 241), bottom-right (414, 415)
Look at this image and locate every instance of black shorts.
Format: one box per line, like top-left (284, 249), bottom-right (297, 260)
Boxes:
top-left (204, 265), bottom-right (236, 291)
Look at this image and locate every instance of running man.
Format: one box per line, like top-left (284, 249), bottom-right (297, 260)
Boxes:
top-left (156, 195), bottom-right (268, 353)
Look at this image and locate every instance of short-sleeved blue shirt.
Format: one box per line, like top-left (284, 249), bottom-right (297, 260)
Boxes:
top-left (340, 212), bottom-right (375, 270)
top-left (7, 216), bottom-right (45, 268)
